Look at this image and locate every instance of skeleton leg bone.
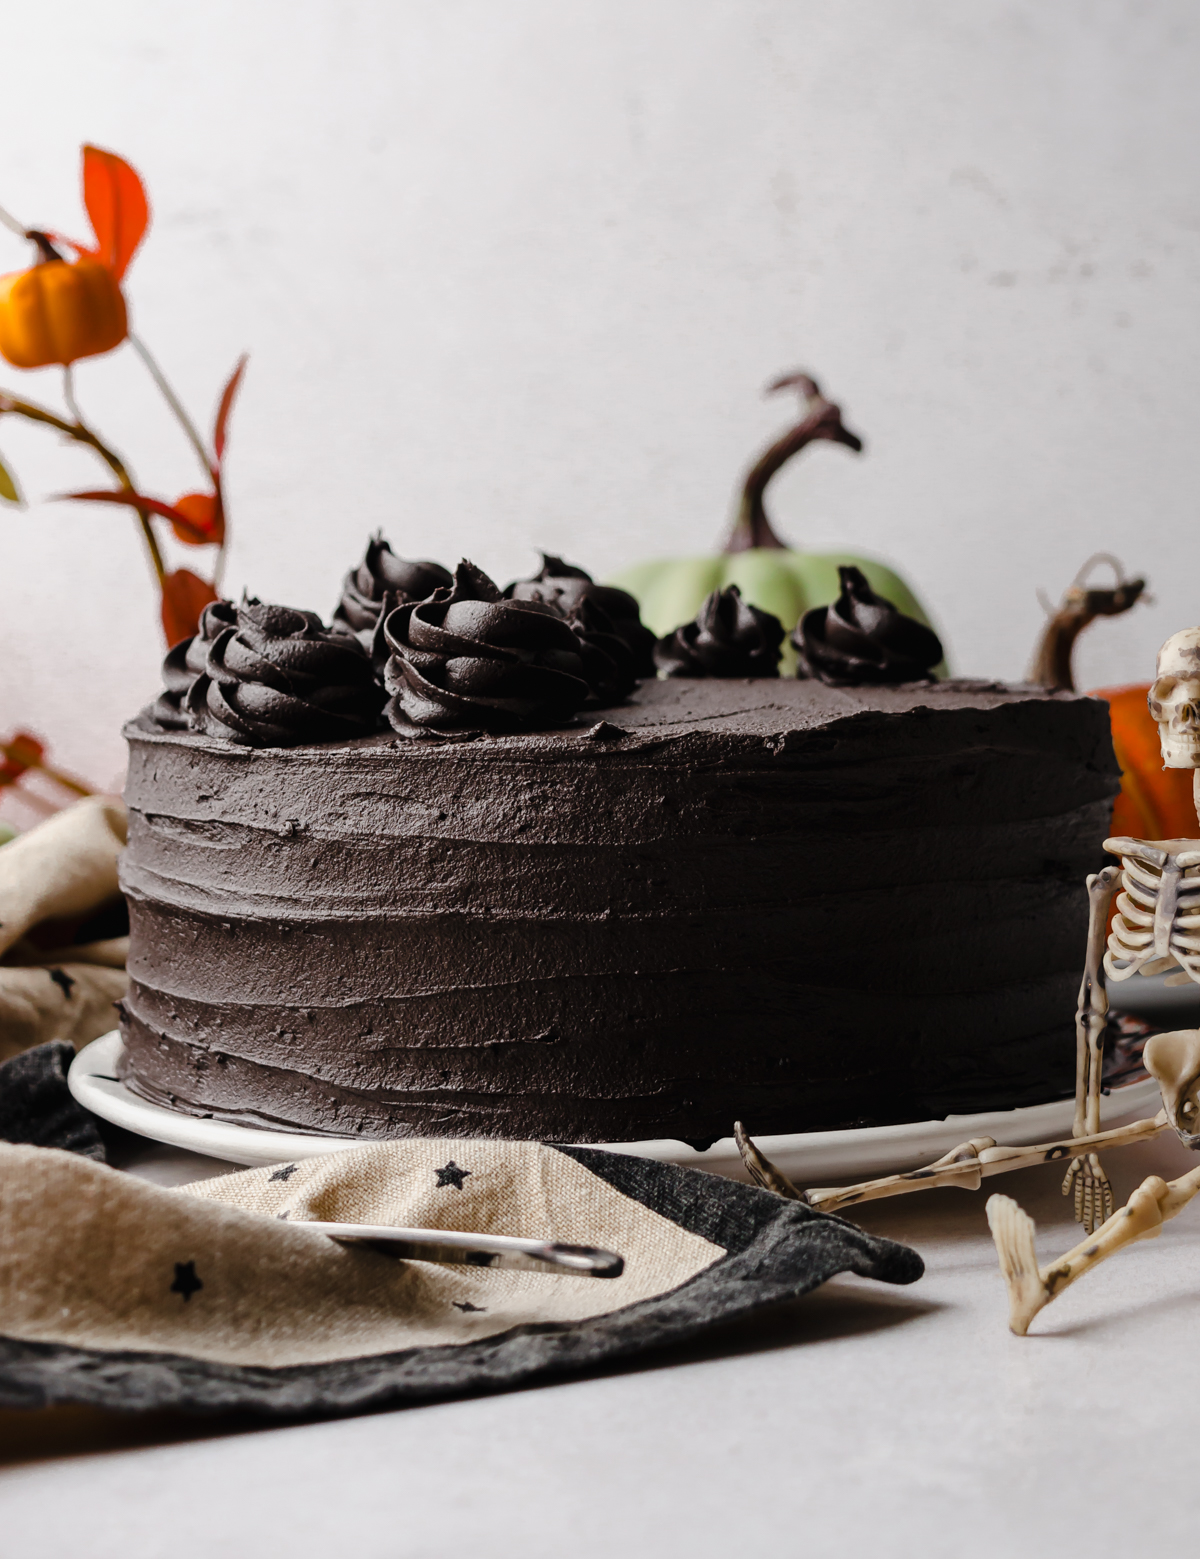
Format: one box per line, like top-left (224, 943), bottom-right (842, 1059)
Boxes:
top-left (1063, 864), bottom-right (1122, 1233)
top-left (988, 1162), bottom-right (1200, 1334)
top-left (735, 1113), bottom-right (1168, 1216)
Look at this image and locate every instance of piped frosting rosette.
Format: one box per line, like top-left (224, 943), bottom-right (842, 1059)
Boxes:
top-left (567, 596), bottom-right (639, 705)
top-left (383, 561), bottom-right (591, 736)
top-left (655, 585), bottom-right (785, 678)
top-left (332, 535), bottom-right (453, 670)
top-left (794, 565), bottom-right (942, 686)
top-left (186, 600), bottom-right (384, 746)
top-left (150, 599), bottom-right (239, 729)
top-left (507, 555), bottom-right (657, 679)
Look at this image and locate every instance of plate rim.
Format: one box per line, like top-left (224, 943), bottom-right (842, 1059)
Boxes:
top-left (68, 1030), bottom-right (1164, 1181)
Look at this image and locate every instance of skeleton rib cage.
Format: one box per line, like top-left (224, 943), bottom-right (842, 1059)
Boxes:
top-left (1104, 835), bottom-right (1200, 986)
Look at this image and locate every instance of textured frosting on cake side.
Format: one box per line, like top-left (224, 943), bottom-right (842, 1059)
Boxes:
top-left (117, 678), bottom-right (1120, 1144)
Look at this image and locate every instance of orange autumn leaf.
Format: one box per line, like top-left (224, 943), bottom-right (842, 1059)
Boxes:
top-left (214, 355), bottom-right (248, 466)
top-left (161, 569), bottom-right (219, 648)
top-left (171, 492), bottom-right (224, 546)
top-left (82, 145), bottom-right (149, 281)
top-left (61, 487), bottom-right (220, 546)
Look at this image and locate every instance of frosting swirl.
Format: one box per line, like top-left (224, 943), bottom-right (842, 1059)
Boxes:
top-left (567, 596), bottom-right (639, 706)
top-left (794, 566), bottom-right (943, 686)
top-left (187, 600), bottom-right (384, 746)
top-left (332, 535), bottom-right (453, 670)
top-left (507, 555), bottom-right (656, 678)
top-left (654, 586), bottom-right (785, 678)
top-left (150, 599), bottom-right (239, 729)
top-left (383, 561), bottom-right (591, 735)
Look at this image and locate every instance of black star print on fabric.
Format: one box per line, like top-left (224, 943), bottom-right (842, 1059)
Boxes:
top-left (269, 1163), bottom-right (299, 1182)
top-left (435, 1161), bottom-right (471, 1190)
top-left (48, 968), bottom-right (75, 998)
top-left (170, 1261), bottom-right (203, 1303)
top-left (453, 1300), bottom-right (486, 1313)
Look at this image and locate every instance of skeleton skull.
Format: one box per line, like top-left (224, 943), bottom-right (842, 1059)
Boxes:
top-left (1149, 627), bottom-right (1200, 768)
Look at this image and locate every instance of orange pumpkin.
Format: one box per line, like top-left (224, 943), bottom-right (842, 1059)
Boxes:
top-left (1089, 683), bottom-right (1197, 839)
top-left (0, 255), bottom-right (127, 368)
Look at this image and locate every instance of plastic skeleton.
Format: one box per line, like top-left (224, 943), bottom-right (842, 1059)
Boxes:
top-left (735, 626), bottom-right (1200, 1333)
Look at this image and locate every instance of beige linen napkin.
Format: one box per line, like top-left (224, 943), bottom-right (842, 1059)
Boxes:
top-left (0, 1136), bottom-right (923, 1415)
top-left (0, 797), bottom-right (128, 1060)
top-left (0, 1138), bottom-right (722, 1368)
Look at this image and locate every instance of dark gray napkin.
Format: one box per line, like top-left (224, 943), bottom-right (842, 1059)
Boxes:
top-left (0, 1040), bottom-right (105, 1160)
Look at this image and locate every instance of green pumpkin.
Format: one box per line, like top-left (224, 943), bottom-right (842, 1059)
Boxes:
top-left (607, 372), bottom-right (944, 673)
top-left (614, 548), bottom-right (930, 644)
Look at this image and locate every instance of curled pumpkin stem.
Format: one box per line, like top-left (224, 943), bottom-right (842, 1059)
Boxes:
top-left (726, 372), bottom-right (864, 554)
top-left (1028, 553), bottom-right (1146, 692)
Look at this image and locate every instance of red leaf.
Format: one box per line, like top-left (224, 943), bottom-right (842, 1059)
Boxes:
top-left (0, 731), bottom-right (45, 787)
top-left (82, 145), bottom-right (150, 281)
top-left (171, 491), bottom-right (225, 547)
top-left (161, 570), bottom-right (219, 648)
top-left (213, 355), bottom-right (248, 465)
top-left (59, 488), bottom-right (216, 546)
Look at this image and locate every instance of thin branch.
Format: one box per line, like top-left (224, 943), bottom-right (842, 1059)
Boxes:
top-left (0, 203), bottom-right (26, 238)
top-left (127, 331), bottom-right (214, 482)
top-left (0, 379), bottom-right (167, 585)
top-left (61, 364), bottom-right (83, 426)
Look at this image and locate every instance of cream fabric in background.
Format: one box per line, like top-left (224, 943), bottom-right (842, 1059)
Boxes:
top-left (0, 799), bottom-right (128, 1059)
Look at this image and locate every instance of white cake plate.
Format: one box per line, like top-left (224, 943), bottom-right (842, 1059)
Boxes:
top-left (69, 1030), bottom-right (1164, 1186)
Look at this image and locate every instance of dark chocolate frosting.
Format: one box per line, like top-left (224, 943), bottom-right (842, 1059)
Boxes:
top-left (119, 676), bottom-right (1121, 1143)
top-left (507, 555), bottom-right (656, 678)
top-left (332, 536), bottom-right (453, 671)
top-left (187, 600), bottom-right (384, 747)
top-left (795, 566), bottom-right (943, 686)
top-left (150, 599), bottom-right (238, 729)
top-left (565, 597), bottom-right (639, 706)
top-left (383, 561), bottom-right (591, 735)
top-left (655, 586), bottom-right (785, 678)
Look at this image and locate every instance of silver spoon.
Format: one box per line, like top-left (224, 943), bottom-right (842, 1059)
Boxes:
top-left (289, 1220), bottom-right (625, 1278)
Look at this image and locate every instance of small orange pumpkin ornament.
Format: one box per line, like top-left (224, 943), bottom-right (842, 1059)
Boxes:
top-left (1029, 554), bottom-right (1197, 838)
top-left (0, 233), bottom-right (127, 368)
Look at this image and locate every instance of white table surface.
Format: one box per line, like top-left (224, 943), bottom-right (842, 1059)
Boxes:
top-left (2, 1128), bottom-right (1198, 1559)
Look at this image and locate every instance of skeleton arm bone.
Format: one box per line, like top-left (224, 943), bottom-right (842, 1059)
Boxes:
top-left (1063, 865), bottom-right (1123, 1233)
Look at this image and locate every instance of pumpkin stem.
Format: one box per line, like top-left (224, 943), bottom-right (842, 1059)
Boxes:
top-left (725, 372), bottom-right (864, 554)
top-left (1028, 554), bottom-right (1146, 692)
top-left (25, 229), bottom-right (64, 265)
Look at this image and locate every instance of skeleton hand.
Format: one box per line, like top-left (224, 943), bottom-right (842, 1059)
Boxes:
top-left (1062, 1152), bottom-right (1113, 1234)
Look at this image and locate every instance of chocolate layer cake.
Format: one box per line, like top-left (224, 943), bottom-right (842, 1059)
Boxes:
top-left (117, 676), bottom-right (1119, 1143)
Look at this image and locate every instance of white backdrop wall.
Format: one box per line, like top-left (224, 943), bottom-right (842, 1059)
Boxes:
top-left (1, 0), bottom-right (1197, 805)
